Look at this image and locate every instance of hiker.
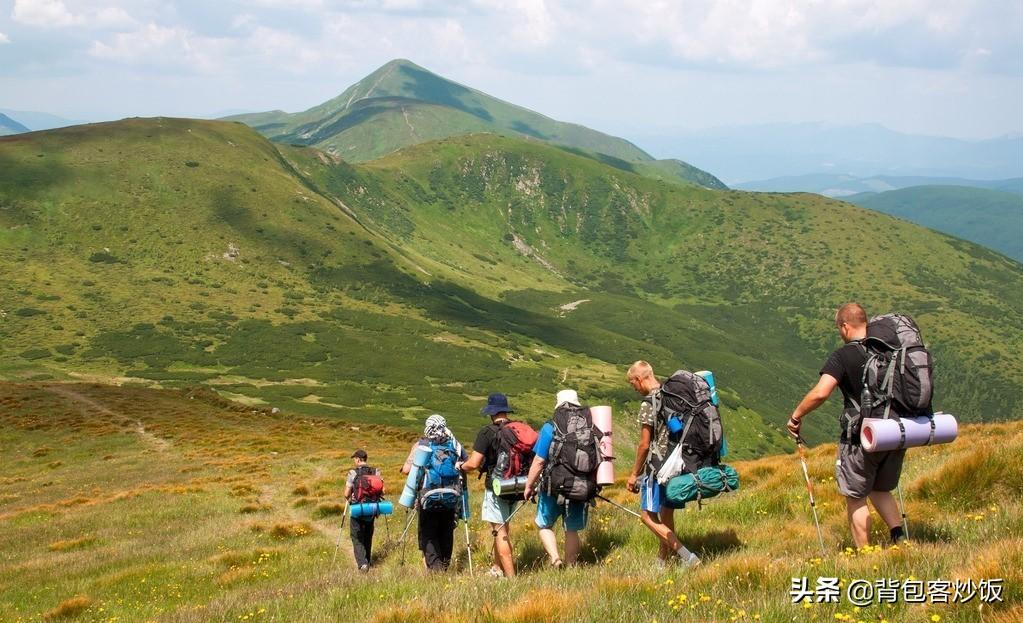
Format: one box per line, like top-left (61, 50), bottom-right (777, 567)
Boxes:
top-left (457, 392), bottom-right (536, 578)
top-left (523, 389), bottom-right (599, 567)
top-left (625, 361), bottom-right (701, 567)
top-left (787, 302), bottom-right (907, 548)
top-left (401, 414), bottom-right (468, 572)
top-left (343, 449), bottom-right (385, 571)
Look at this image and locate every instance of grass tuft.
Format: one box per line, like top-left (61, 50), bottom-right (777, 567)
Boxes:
top-left (43, 596), bottom-right (92, 620)
top-left (496, 589), bottom-right (576, 623)
top-left (47, 537), bottom-right (96, 552)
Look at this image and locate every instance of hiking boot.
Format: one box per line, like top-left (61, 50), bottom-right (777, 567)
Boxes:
top-left (358, 564), bottom-right (369, 572)
top-left (487, 565), bottom-right (504, 578)
top-left (551, 559), bottom-right (564, 570)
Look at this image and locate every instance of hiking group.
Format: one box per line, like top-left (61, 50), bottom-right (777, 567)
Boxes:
top-left (341, 303), bottom-right (942, 574)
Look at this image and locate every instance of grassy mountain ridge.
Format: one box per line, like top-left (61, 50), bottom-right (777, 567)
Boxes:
top-left (844, 185), bottom-right (1023, 262)
top-left (320, 135), bottom-right (1023, 422)
top-left (1, 381), bottom-right (1020, 622)
top-left (228, 59), bottom-right (726, 190)
top-left (2, 119), bottom-right (1023, 453)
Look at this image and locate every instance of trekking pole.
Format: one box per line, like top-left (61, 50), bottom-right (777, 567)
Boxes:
top-left (461, 474), bottom-right (474, 577)
top-left (331, 499), bottom-right (350, 567)
top-left (463, 518), bottom-right (474, 577)
top-left (896, 483), bottom-right (910, 540)
top-left (595, 494), bottom-right (643, 519)
top-left (398, 509), bottom-right (417, 566)
top-left (490, 498), bottom-right (529, 536)
top-left (796, 438), bottom-right (828, 557)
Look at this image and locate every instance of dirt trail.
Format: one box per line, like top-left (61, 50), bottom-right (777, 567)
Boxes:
top-left (45, 385), bottom-right (172, 452)
top-left (401, 106), bottom-right (420, 140)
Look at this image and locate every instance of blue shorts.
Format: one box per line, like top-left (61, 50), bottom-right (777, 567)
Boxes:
top-left (639, 475), bottom-right (684, 513)
top-left (535, 492), bottom-right (588, 531)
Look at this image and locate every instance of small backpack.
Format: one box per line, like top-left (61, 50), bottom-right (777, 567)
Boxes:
top-left (490, 420), bottom-right (538, 500)
top-left (544, 404), bottom-right (601, 502)
top-left (352, 465), bottom-right (384, 503)
top-left (419, 438), bottom-right (463, 512)
top-left (652, 370), bottom-right (724, 473)
top-left (859, 313), bottom-right (934, 424)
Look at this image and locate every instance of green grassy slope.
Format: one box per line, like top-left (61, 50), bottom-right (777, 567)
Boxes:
top-left (845, 185), bottom-right (1023, 262)
top-left (1, 382), bottom-right (1019, 622)
top-left (228, 59), bottom-right (726, 189)
top-left (324, 134), bottom-right (1023, 428)
top-left (2, 119), bottom-right (1023, 453)
top-left (0, 118), bottom-right (779, 452)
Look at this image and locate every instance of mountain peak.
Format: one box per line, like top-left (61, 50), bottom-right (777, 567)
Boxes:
top-left (228, 60), bottom-right (725, 189)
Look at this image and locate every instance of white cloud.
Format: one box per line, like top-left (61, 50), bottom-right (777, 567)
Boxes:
top-left (12, 0), bottom-right (79, 28)
top-left (88, 23), bottom-right (222, 72)
top-left (0, 32), bottom-right (9, 44)
top-left (91, 6), bottom-right (137, 29)
top-left (245, 25), bottom-right (322, 67)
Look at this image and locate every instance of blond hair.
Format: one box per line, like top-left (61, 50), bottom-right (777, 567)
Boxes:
top-left (627, 360), bottom-right (655, 382)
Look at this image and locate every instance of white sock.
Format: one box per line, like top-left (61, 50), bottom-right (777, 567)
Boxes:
top-left (676, 546), bottom-right (695, 559)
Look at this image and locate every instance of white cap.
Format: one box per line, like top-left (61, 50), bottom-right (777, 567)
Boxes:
top-left (555, 389), bottom-right (581, 408)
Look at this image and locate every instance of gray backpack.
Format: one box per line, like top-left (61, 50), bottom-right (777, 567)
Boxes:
top-left (543, 405), bottom-right (600, 502)
top-left (859, 313), bottom-right (934, 422)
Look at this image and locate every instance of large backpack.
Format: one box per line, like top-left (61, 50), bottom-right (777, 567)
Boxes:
top-left (419, 438), bottom-right (463, 512)
top-left (352, 465), bottom-right (384, 503)
top-left (859, 314), bottom-right (934, 426)
top-left (543, 404), bottom-right (601, 502)
top-left (489, 420), bottom-right (538, 500)
top-left (652, 370), bottom-right (724, 474)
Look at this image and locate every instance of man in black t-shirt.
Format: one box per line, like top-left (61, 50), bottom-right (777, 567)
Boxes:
top-left (787, 302), bottom-right (906, 548)
top-left (456, 392), bottom-right (520, 578)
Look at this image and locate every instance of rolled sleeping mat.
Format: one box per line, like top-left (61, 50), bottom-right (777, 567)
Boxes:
top-left (860, 412), bottom-right (958, 453)
top-left (399, 445), bottom-right (433, 508)
top-left (664, 465), bottom-right (740, 507)
top-left (350, 501), bottom-right (394, 518)
top-left (695, 370), bottom-right (719, 406)
top-left (413, 444), bottom-right (433, 467)
top-left (492, 476), bottom-right (527, 497)
top-left (591, 405), bottom-right (615, 486)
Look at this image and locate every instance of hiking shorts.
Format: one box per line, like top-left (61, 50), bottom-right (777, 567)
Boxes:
top-left (639, 475), bottom-right (684, 514)
top-left (836, 443), bottom-right (906, 499)
top-left (535, 492), bottom-right (588, 531)
top-left (481, 489), bottom-right (520, 525)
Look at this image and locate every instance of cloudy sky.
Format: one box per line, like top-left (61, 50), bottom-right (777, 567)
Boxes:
top-left (1, 0), bottom-right (1021, 140)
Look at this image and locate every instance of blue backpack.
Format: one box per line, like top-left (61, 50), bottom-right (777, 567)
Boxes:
top-left (419, 439), bottom-right (462, 512)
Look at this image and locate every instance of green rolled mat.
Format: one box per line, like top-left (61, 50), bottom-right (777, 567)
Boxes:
top-left (664, 464), bottom-right (740, 507)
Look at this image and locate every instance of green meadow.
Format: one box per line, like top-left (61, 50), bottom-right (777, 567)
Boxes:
top-left (0, 382), bottom-right (1019, 622)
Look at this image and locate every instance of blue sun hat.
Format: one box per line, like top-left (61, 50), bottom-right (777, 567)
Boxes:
top-left (481, 392), bottom-right (514, 416)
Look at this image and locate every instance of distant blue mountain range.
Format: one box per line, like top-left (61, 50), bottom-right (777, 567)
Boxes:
top-left (627, 123), bottom-right (1023, 185)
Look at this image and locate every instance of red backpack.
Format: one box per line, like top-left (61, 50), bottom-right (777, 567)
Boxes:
top-left (352, 465), bottom-right (384, 503)
top-left (490, 420), bottom-right (537, 499)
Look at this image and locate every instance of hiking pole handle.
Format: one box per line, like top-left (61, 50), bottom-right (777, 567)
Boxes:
top-left (596, 494), bottom-right (642, 519)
